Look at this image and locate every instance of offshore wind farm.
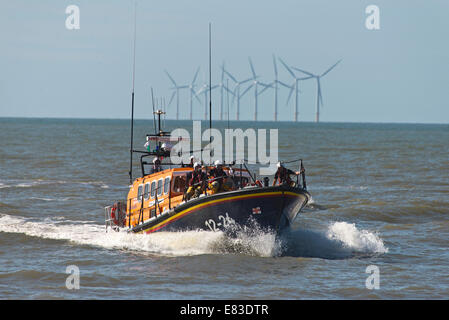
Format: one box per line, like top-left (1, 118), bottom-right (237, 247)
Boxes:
top-left (163, 56), bottom-right (341, 122)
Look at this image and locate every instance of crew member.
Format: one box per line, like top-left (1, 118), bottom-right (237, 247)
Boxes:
top-left (272, 162), bottom-right (303, 186)
top-left (150, 157), bottom-right (163, 173)
top-left (209, 160), bottom-right (229, 194)
top-left (161, 143), bottom-right (172, 153)
top-left (185, 162), bottom-right (206, 200)
top-left (187, 156), bottom-right (195, 167)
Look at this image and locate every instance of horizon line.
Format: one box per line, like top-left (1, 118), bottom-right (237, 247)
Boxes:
top-left (0, 116), bottom-right (447, 126)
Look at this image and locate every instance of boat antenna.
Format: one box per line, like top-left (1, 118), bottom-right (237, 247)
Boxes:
top-left (209, 22), bottom-right (212, 161)
top-left (227, 78), bottom-right (230, 130)
top-left (151, 87), bottom-right (157, 135)
top-left (129, 1), bottom-right (137, 185)
top-left (226, 79), bottom-right (230, 166)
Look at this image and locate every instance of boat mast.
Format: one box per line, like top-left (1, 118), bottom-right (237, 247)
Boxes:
top-left (129, 2), bottom-right (137, 185)
top-left (209, 23), bottom-right (212, 154)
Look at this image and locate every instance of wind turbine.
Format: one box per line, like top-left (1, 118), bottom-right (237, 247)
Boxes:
top-left (222, 67), bottom-right (252, 120)
top-left (271, 54), bottom-right (294, 121)
top-left (165, 70), bottom-right (188, 120)
top-left (292, 59), bottom-right (342, 123)
top-left (186, 67), bottom-right (202, 120)
top-left (217, 62), bottom-right (235, 120)
top-left (278, 58), bottom-right (313, 122)
top-left (245, 57), bottom-right (272, 121)
top-left (195, 81), bottom-right (218, 120)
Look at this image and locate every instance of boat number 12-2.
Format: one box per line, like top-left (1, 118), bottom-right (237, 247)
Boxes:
top-left (205, 213), bottom-right (235, 232)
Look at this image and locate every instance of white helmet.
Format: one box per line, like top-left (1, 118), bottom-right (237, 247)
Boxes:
top-left (193, 162), bottom-right (200, 169)
top-left (161, 142), bottom-right (173, 151)
top-left (153, 157), bottom-right (160, 164)
top-left (214, 159), bottom-right (223, 167)
top-left (277, 162), bottom-right (282, 168)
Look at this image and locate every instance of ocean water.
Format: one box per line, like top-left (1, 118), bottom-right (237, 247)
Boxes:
top-left (0, 118), bottom-right (448, 299)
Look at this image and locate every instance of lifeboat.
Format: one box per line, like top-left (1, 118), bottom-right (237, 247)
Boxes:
top-left (104, 110), bottom-right (310, 236)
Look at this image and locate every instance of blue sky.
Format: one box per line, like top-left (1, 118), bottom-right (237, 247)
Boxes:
top-left (1, 0), bottom-right (448, 123)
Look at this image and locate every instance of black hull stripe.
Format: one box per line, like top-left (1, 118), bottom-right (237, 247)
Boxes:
top-left (137, 190), bottom-right (303, 234)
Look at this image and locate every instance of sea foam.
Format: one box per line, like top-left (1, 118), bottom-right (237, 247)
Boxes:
top-left (0, 214), bottom-right (387, 259)
top-left (326, 221), bottom-right (388, 254)
top-left (0, 214), bottom-right (279, 257)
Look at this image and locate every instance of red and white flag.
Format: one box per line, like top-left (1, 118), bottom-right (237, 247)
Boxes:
top-left (252, 207), bottom-right (262, 215)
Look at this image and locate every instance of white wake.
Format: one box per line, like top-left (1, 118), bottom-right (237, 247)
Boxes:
top-left (0, 214), bottom-right (280, 257)
top-left (0, 214), bottom-right (387, 259)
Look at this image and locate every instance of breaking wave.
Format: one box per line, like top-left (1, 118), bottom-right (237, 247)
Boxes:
top-left (281, 221), bottom-right (388, 259)
top-left (0, 214), bottom-right (387, 259)
top-left (0, 214), bottom-right (279, 257)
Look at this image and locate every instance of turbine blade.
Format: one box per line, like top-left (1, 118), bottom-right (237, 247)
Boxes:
top-left (248, 57), bottom-right (257, 79)
top-left (278, 57), bottom-right (296, 79)
top-left (272, 54), bottom-right (278, 78)
top-left (164, 70), bottom-right (177, 86)
top-left (278, 80), bottom-right (292, 89)
top-left (223, 68), bottom-right (237, 83)
top-left (191, 67), bottom-right (200, 85)
top-left (196, 86), bottom-right (205, 95)
top-left (167, 91), bottom-right (176, 107)
top-left (191, 89), bottom-right (202, 104)
top-left (223, 85), bottom-right (235, 96)
top-left (240, 84), bottom-right (253, 98)
top-left (257, 85), bottom-right (271, 96)
top-left (291, 66), bottom-right (314, 77)
top-left (286, 86), bottom-right (294, 105)
top-left (321, 59), bottom-right (342, 77)
top-left (232, 87), bottom-right (237, 103)
top-left (258, 82), bottom-right (272, 88)
top-left (221, 61), bottom-right (225, 82)
top-left (240, 77), bottom-right (253, 85)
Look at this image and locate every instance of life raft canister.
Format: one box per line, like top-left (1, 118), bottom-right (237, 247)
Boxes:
top-left (111, 202), bottom-right (125, 227)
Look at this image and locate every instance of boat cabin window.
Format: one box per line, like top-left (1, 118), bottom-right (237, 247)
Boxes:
top-left (144, 183), bottom-right (150, 200)
top-left (157, 179), bottom-right (163, 197)
top-left (163, 177), bottom-right (170, 194)
top-left (172, 175), bottom-right (186, 195)
top-left (150, 181), bottom-right (156, 198)
top-left (137, 185), bottom-right (144, 201)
